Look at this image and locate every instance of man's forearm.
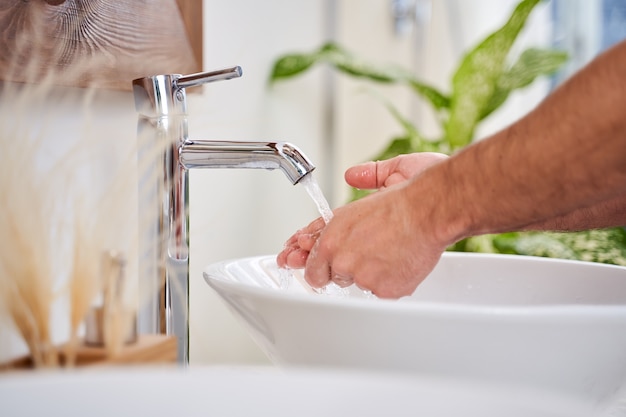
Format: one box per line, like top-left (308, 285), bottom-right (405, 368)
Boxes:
top-left (406, 40), bottom-right (626, 244)
top-left (525, 194), bottom-right (626, 231)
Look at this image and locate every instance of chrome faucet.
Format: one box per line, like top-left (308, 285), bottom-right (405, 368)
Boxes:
top-left (132, 67), bottom-right (315, 363)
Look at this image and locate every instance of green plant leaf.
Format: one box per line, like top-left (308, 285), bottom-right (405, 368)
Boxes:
top-left (350, 187), bottom-right (373, 201)
top-left (269, 42), bottom-right (404, 84)
top-left (446, 0), bottom-right (540, 149)
top-left (324, 43), bottom-right (451, 111)
top-left (500, 47), bottom-right (569, 89)
top-left (269, 53), bottom-right (317, 81)
top-left (374, 136), bottom-right (415, 161)
top-left (531, 229), bottom-right (626, 266)
top-left (480, 48), bottom-right (569, 119)
top-left (269, 42), bottom-right (450, 111)
top-left (362, 86), bottom-right (447, 155)
top-left (320, 42), bottom-right (408, 82)
top-left (450, 228), bottom-right (626, 266)
top-left (407, 81), bottom-right (451, 110)
top-left (383, 106), bottom-right (445, 153)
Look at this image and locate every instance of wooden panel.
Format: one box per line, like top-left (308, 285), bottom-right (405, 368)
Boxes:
top-left (0, 0), bottom-right (202, 90)
top-left (177, 0), bottom-right (203, 72)
top-left (0, 335), bottom-right (177, 370)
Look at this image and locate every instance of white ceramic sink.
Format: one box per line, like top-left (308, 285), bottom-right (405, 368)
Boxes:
top-left (204, 252), bottom-right (626, 405)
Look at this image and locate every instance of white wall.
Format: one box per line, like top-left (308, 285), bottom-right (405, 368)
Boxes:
top-left (188, 0), bottom-right (328, 364)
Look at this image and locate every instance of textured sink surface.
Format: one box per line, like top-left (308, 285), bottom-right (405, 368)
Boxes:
top-left (204, 252), bottom-right (626, 404)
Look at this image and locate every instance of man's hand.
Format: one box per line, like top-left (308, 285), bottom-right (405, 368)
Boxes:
top-left (277, 153), bottom-right (448, 298)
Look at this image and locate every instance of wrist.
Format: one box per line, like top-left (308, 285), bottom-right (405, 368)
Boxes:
top-left (400, 167), bottom-right (474, 250)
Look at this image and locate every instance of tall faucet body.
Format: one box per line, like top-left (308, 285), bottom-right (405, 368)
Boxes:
top-left (132, 68), bottom-right (315, 363)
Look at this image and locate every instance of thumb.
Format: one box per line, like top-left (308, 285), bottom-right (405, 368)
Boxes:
top-left (345, 159), bottom-right (399, 190)
top-left (344, 161), bottom-right (377, 189)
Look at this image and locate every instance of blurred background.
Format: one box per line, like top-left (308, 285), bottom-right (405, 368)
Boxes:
top-left (1, 0), bottom-right (625, 366)
top-left (191, 0), bottom-right (626, 365)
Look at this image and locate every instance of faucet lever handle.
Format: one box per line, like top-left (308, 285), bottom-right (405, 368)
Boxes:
top-left (174, 66), bottom-right (243, 90)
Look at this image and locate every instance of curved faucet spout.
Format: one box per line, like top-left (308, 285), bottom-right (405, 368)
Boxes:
top-left (179, 140), bottom-right (316, 184)
top-left (133, 67), bottom-right (319, 364)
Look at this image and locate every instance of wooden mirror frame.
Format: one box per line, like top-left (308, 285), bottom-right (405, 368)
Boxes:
top-left (0, 0), bottom-right (203, 90)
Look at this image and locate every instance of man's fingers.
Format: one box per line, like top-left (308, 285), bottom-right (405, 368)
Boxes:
top-left (344, 161), bottom-right (378, 189)
top-left (304, 240), bottom-right (331, 288)
top-left (285, 248), bottom-right (309, 269)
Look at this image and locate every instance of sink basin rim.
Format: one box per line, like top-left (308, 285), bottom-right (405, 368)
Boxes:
top-left (203, 252), bottom-right (626, 317)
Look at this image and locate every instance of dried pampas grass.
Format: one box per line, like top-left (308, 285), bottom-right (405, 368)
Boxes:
top-left (0, 48), bottom-right (152, 367)
top-left (0, 75), bottom-right (74, 367)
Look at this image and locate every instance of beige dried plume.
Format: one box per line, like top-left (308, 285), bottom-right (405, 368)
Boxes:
top-left (0, 41), bottom-right (151, 368)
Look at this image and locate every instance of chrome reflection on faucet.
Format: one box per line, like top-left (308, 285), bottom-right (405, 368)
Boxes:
top-left (132, 67), bottom-right (315, 363)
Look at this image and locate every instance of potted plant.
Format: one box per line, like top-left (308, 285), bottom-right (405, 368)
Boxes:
top-left (269, 0), bottom-right (626, 266)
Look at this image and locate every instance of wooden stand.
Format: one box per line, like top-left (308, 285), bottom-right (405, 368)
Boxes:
top-left (0, 335), bottom-right (177, 371)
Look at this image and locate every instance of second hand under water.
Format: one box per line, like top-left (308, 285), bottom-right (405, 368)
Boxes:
top-left (282, 173), bottom-right (373, 298)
